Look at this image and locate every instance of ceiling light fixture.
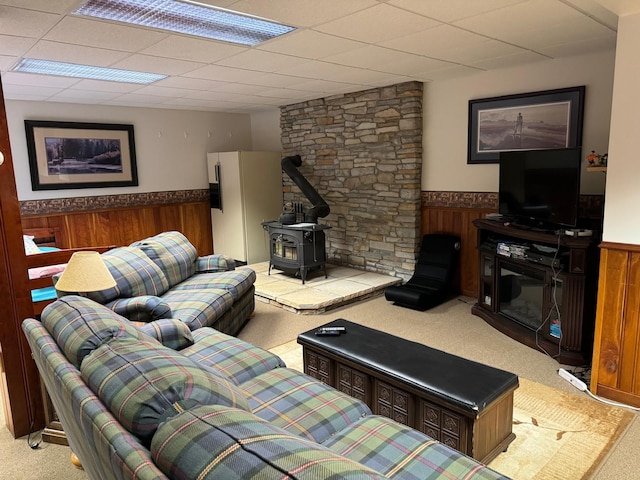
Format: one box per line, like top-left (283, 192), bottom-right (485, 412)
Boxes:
top-left (13, 58), bottom-right (167, 84)
top-left (74, 0), bottom-right (296, 46)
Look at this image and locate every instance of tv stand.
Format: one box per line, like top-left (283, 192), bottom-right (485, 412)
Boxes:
top-left (471, 219), bottom-right (598, 366)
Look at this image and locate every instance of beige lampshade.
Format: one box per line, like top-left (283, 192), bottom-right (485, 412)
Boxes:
top-left (55, 251), bottom-right (116, 293)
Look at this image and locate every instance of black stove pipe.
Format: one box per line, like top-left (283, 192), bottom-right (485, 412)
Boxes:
top-left (280, 155), bottom-right (330, 224)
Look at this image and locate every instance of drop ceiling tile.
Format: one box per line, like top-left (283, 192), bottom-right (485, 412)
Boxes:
top-left (161, 97), bottom-right (236, 110)
top-left (0, 5), bottom-right (61, 38)
top-left (25, 40), bottom-right (131, 67)
top-left (563, 0), bottom-right (618, 29)
top-left (276, 61), bottom-right (363, 82)
top-left (140, 35), bottom-right (247, 64)
top-left (257, 87), bottom-right (320, 100)
top-left (50, 89), bottom-right (122, 101)
top-left (70, 79), bottom-right (143, 93)
top-left (453, 0), bottom-right (586, 40)
top-left (258, 30), bottom-right (366, 59)
top-left (129, 85), bottom-right (192, 98)
top-left (0, 35), bottom-right (37, 56)
top-left (539, 34), bottom-right (617, 57)
top-left (382, 24), bottom-right (521, 61)
top-left (183, 64), bottom-right (263, 83)
top-left (238, 72), bottom-right (310, 88)
top-left (593, 0), bottom-right (640, 16)
top-left (44, 16), bottom-right (168, 52)
top-left (104, 92), bottom-right (170, 105)
top-left (1, 71), bottom-right (79, 87)
top-left (209, 0), bottom-right (378, 28)
top-left (217, 50), bottom-right (311, 72)
top-left (1, 83), bottom-right (63, 98)
top-left (412, 64), bottom-right (483, 81)
top-left (469, 51), bottom-right (549, 70)
top-left (387, 0), bottom-right (527, 22)
top-left (288, 78), bottom-right (362, 93)
top-left (0, 55), bottom-right (17, 71)
top-left (208, 83), bottom-right (270, 94)
top-left (322, 45), bottom-right (455, 75)
top-left (153, 76), bottom-right (228, 91)
top-left (315, 4), bottom-right (440, 43)
top-left (499, 16), bottom-right (616, 52)
top-left (110, 54), bottom-right (205, 76)
top-left (0, 0), bottom-right (79, 14)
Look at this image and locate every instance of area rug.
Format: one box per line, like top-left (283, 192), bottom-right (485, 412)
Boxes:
top-left (269, 341), bottom-right (635, 480)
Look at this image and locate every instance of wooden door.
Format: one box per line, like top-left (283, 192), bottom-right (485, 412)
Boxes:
top-left (0, 75), bottom-right (44, 437)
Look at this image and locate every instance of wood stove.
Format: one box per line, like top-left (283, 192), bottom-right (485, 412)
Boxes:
top-left (262, 222), bottom-right (330, 284)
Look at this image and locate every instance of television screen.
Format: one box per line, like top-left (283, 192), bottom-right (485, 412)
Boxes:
top-left (498, 148), bottom-right (581, 228)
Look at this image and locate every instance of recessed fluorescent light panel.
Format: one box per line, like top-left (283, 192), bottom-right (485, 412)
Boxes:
top-left (13, 58), bottom-right (167, 84)
top-left (74, 0), bottom-right (296, 46)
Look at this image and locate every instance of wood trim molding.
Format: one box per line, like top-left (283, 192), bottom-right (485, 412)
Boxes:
top-left (599, 241), bottom-right (640, 253)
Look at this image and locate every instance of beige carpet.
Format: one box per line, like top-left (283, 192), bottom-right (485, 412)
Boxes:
top-left (269, 340), bottom-right (634, 480)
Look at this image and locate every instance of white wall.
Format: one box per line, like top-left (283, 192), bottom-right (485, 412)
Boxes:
top-left (602, 12), bottom-right (640, 243)
top-left (423, 49), bottom-right (615, 195)
top-left (250, 109), bottom-right (282, 152)
top-left (6, 101), bottom-right (253, 200)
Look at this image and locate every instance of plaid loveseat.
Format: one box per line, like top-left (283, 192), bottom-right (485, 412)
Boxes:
top-left (80, 231), bottom-right (256, 335)
top-left (23, 296), bottom-right (510, 480)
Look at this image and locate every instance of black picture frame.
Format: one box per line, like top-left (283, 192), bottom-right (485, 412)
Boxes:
top-left (25, 120), bottom-right (138, 190)
top-left (467, 86), bottom-right (585, 164)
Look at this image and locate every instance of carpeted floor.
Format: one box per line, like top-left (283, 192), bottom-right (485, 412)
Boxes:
top-left (2, 293), bottom-right (638, 479)
top-left (269, 340), bottom-right (634, 480)
top-left (240, 294), bottom-right (640, 480)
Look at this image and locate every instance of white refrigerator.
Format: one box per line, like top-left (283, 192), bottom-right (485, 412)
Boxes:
top-left (207, 151), bottom-right (283, 264)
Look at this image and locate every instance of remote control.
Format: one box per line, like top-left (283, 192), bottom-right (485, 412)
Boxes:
top-left (315, 327), bottom-right (345, 336)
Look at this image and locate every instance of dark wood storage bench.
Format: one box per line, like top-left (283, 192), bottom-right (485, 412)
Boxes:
top-left (297, 319), bottom-right (519, 464)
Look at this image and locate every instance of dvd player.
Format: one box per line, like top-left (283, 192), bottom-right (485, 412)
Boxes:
top-left (524, 251), bottom-right (563, 269)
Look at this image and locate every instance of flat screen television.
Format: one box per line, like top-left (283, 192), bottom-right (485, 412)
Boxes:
top-left (498, 148), bottom-right (582, 229)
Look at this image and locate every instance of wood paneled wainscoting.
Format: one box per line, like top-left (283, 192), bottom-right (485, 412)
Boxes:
top-left (421, 192), bottom-right (497, 298)
top-left (20, 190), bottom-right (213, 254)
top-left (591, 242), bottom-right (640, 407)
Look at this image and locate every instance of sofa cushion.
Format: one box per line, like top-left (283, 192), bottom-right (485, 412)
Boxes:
top-left (40, 295), bottom-right (144, 368)
top-left (161, 288), bottom-right (234, 330)
top-left (322, 415), bottom-right (509, 480)
top-left (241, 368), bottom-right (371, 444)
top-left (170, 267), bottom-right (256, 301)
top-left (106, 295), bottom-right (172, 322)
top-left (85, 247), bottom-right (170, 304)
top-left (196, 254), bottom-right (236, 273)
top-left (183, 328), bottom-right (285, 385)
top-left (137, 319), bottom-right (194, 351)
top-left (151, 404), bottom-right (387, 480)
top-left (81, 336), bottom-right (250, 446)
top-left (130, 231), bottom-right (198, 288)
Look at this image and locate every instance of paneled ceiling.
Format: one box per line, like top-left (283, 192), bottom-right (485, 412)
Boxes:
top-left (0, 0), bottom-right (636, 113)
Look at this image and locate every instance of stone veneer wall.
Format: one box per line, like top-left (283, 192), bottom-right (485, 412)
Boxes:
top-left (280, 81), bottom-right (423, 278)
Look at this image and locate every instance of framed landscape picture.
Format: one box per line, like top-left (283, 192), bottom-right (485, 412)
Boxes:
top-left (467, 86), bottom-right (585, 164)
top-left (25, 120), bottom-right (138, 190)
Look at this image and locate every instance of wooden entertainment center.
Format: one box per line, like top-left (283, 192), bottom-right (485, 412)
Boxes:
top-left (471, 218), bottom-right (599, 366)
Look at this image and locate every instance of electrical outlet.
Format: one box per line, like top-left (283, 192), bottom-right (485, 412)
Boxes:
top-left (558, 368), bottom-right (587, 391)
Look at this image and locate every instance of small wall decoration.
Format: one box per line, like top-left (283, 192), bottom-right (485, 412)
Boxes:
top-left (25, 120), bottom-right (138, 190)
top-left (467, 86), bottom-right (585, 164)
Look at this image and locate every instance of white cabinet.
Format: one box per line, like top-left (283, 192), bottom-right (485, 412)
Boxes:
top-left (207, 151), bottom-right (282, 264)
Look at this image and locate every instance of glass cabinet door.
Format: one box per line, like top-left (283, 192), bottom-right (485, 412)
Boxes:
top-left (481, 255), bottom-right (494, 308)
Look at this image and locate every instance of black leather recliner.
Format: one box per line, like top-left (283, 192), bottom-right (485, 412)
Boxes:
top-left (385, 233), bottom-right (461, 311)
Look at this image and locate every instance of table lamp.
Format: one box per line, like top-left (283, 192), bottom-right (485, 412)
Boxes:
top-left (54, 251), bottom-right (116, 296)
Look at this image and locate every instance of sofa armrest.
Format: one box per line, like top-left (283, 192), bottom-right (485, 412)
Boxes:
top-left (196, 254), bottom-right (236, 273)
top-left (107, 296), bottom-right (172, 322)
top-left (137, 319), bottom-right (194, 350)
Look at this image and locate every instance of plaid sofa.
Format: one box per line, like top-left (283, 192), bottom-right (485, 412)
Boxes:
top-left (80, 231), bottom-right (256, 335)
top-left (23, 296), bottom-right (510, 480)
